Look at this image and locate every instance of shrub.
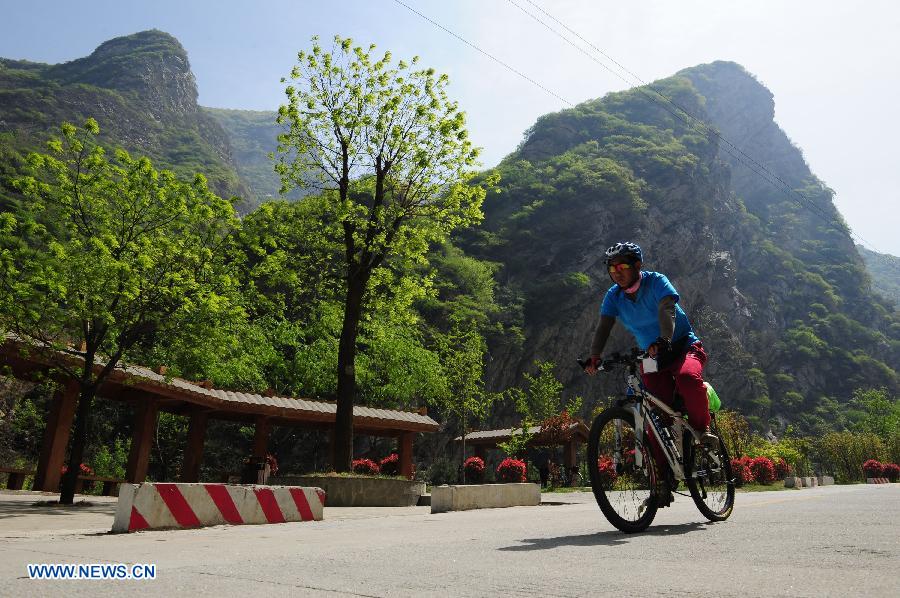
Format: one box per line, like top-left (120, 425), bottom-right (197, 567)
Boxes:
top-left (548, 462), bottom-right (566, 488)
top-left (882, 463), bottom-right (900, 482)
top-left (814, 432), bottom-right (885, 483)
top-left (463, 456), bottom-right (485, 483)
top-left (424, 456), bottom-right (457, 486)
top-left (536, 410), bottom-right (576, 446)
top-left (266, 454), bottom-right (279, 476)
top-left (597, 456), bottom-right (617, 487)
top-left (730, 456), bottom-right (754, 486)
top-left (862, 459), bottom-right (884, 478)
top-left (60, 463), bottom-right (95, 476)
top-left (749, 456), bottom-right (776, 485)
top-left (351, 458), bottom-right (380, 475)
top-left (496, 458), bottom-right (527, 483)
top-left (773, 457), bottom-right (791, 479)
top-left (380, 453), bottom-right (400, 476)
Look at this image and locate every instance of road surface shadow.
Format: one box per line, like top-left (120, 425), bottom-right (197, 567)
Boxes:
top-left (499, 521), bottom-right (712, 551)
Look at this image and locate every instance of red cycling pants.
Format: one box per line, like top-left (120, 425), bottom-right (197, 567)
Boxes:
top-left (641, 342), bottom-right (710, 472)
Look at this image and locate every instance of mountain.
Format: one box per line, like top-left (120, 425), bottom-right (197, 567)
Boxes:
top-left (1, 30), bottom-right (894, 433)
top-left (459, 61), bottom-right (898, 433)
top-left (0, 30), bottom-right (254, 209)
top-left (858, 245), bottom-right (900, 306)
top-left (202, 107), bottom-right (298, 201)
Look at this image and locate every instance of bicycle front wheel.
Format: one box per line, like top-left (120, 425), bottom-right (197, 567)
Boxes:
top-left (587, 407), bottom-right (659, 533)
top-left (686, 415), bottom-right (735, 521)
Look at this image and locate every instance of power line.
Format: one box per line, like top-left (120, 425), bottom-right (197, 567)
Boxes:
top-left (508, 0), bottom-right (864, 244)
top-left (394, 0), bottom-right (879, 252)
top-left (391, 0), bottom-right (574, 108)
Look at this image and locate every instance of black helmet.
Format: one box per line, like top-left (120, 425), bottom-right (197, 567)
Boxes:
top-left (604, 242), bottom-right (642, 264)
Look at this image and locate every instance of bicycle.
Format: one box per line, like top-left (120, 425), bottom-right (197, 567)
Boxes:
top-left (578, 349), bottom-right (735, 533)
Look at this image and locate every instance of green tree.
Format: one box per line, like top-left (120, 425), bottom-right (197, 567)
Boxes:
top-left (849, 387), bottom-right (898, 440)
top-left (500, 361), bottom-right (582, 457)
top-left (432, 322), bottom-right (495, 482)
top-left (0, 120), bottom-right (238, 503)
top-left (275, 36), bottom-right (485, 470)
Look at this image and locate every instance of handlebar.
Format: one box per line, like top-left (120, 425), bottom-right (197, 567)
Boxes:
top-left (577, 348), bottom-right (647, 372)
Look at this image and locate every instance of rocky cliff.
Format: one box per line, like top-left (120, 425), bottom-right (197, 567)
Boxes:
top-left (460, 62), bottom-right (898, 433)
top-left (0, 30), bottom-right (252, 207)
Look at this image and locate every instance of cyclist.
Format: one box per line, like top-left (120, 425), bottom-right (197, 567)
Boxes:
top-left (585, 242), bottom-right (717, 501)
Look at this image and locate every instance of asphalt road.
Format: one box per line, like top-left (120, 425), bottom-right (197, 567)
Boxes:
top-left (0, 484), bottom-right (897, 597)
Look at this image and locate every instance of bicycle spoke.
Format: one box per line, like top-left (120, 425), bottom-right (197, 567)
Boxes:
top-left (590, 412), bottom-right (657, 530)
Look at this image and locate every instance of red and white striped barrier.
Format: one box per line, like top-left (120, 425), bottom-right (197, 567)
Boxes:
top-left (112, 483), bottom-right (325, 533)
top-left (866, 478), bottom-right (891, 484)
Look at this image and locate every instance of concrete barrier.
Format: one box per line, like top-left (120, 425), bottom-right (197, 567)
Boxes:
top-left (431, 483), bottom-right (540, 513)
top-left (784, 476), bottom-right (804, 488)
top-left (112, 483), bottom-right (325, 533)
top-left (276, 475), bottom-right (424, 507)
top-left (817, 476), bottom-right (835, 486)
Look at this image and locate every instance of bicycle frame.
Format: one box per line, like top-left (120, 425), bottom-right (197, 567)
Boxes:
top-left (613, 366), bottom-right (719, 481)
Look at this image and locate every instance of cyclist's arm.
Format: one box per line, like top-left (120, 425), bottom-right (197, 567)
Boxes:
top-left (657, 295), bottom-right (676, 341)
top-left (591, 315), bottom-right (616, 356)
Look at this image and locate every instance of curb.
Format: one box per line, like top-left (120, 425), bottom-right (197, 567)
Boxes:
top-left (112, 483), bottom-right (325, 533)
top-left (866, 478), bottom-right (891, 484)
top-left (431, 483), bottom-right (540, 513)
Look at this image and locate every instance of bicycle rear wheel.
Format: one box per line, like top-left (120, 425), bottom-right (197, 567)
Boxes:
top-left (686, 415), bottom-right (735, 521)
top-left (587, 407), bottom-right (659, 533)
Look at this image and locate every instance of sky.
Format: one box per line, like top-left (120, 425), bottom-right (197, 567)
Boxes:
top-left (1, 0), bottom-right (898, 254)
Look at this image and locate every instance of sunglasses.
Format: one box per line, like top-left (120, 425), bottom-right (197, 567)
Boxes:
top-left (607, 263), bottom-right (634, 274)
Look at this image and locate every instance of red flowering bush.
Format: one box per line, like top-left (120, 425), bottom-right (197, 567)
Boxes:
top-left (380, 453), bottom-right (400, 476)
top-left (597, 456), bottom-right (617, 487)
top-left (863, 459), bottom-right (884, 478)
top-left (60, 463), bottom-right (95, 476)
top-left (536, 411), bottom-right (576, 445)
top-left (730, 456), bottom-right (754, 486)
top-left (749, 456), bottom-right (776, 485)
top-left (266, 454), bottom-right (279, 476)
top-left (773, 457), bottom-right (791, 479)
top-left (464, 456), bottom-right (485, 483)
top-left (882, 463), bottom-right (900, 482)
top-left (496, 458), bottom-right (527, 483)
top-left (351, 458), bottom-right (380, 475)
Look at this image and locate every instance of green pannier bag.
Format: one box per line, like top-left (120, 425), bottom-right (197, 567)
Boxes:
top-left (704, 381), bottom-right (721, 412)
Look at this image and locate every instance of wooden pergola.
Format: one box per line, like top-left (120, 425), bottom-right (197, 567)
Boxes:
top-left (455, 421), bottom-right (590, 471)
top-left (1, 338), bottom-right (438, 492)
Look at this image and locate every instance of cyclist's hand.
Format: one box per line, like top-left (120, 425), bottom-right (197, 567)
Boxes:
top-left (585, 355), bottom-right (603, 376)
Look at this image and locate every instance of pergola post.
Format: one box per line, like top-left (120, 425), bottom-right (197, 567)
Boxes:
top-left (563, 440), bottom-right (577, 470)
top-left (181, 409), bottom-right (209, 482)
top-left (326, 428), bottom-right (335, 471)
top-left (563, 439), bottom-right (579, 486)
top-left (252, 415), bottom-right (270, 460)
top-left (398, 432), bottom-right (414, 480)
top-left (126, 399), bottom-right (158, 483)
top-left (33, 380), bottom-right (79, 492)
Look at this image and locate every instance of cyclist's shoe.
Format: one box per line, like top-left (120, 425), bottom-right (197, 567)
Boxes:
top-left (701, 427), bottom-right (720, 450)
top-left (655, 476), bottom-right (675, 508)
top-left (657, 483), bottom-right (674, 508)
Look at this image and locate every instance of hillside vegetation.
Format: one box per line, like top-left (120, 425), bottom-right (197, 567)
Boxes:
top-left (1, 34), bottom-right (897, 485)
top-left (0, 30), bottom-right (253, 209)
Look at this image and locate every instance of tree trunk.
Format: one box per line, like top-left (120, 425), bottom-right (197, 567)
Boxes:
top-left (59, 386), bottom-right (94, 505)
top-left (333, 272), bottom-right (368, 472)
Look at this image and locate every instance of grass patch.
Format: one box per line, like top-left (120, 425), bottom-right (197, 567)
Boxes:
top-left (736, 483), bottom-right (793, 492)
top-left (542, 486), bottom-right (592, 493)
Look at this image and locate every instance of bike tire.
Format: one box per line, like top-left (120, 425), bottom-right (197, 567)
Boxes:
top-left (686, 415), bottom-right (735, 521)
top-left (587, 407), bottom-right (659, 533)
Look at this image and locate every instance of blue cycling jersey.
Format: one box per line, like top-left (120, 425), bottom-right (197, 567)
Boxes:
top-left (600, 271), bottom-right (699, 351)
